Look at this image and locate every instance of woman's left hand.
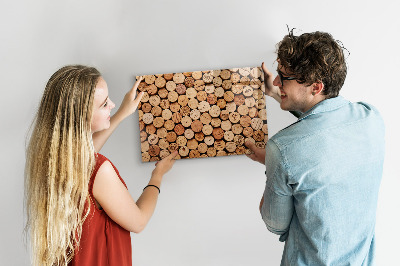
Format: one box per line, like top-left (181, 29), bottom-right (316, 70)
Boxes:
top-left (115, 76), bottom-right (144, 119)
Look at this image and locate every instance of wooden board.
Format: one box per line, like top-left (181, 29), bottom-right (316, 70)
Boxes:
top-left (136, 67), bottom-right (268, 162)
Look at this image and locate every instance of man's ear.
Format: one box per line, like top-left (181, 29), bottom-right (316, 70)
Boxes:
top-left (312, 82), bottom-right (324, 96)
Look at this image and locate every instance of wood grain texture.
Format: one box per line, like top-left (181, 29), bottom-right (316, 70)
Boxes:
top-left (137, 67), bottom-right (268, 162)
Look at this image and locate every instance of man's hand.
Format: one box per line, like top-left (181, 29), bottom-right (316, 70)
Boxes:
top-left (262, 62), bottom-right (281, 103)
top-left (245, 140), bottom-right (266, 165)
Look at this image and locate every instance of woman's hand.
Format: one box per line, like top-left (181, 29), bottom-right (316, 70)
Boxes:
top-left (152, 151), bottom-right (178, 179)
top-left (115, 76), bottom-right (144, 120)
top-left (262, 62), bottom-right (282, 103)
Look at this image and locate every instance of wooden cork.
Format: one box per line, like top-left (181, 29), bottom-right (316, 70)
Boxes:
top-left (148, 145), bottom-right (160, 157)
top-left (215, 87), bottom-right (224, 97)
top-left (190, 109), bottom-right (201, 120)
top-left (209, 105), bottom-right (221, 118)
top-left (189, 150), bottom-right (200, 158)
top-left (170, 102), bottom-right (181, 113)
top-left (155, 77), bottom-right (166, 88)
top-left (187, 139), bottom-right (198, 150)
top-left (198, 143), bottom-right (208, 154)
top-left (205, 84), bottom-right (215, 94)
top-left (224, 131), bottom-right (234, 142)
top-left (160, 99), bottom-right (170, 110)
top-left (153, 117), bottom-right (165, 128)
top-left (173, 73), bottom-right (185, 83)
top-left (146, 124), bottom-right (156, 135)
top-left (195, 132), bottom-right (205, 142)
top-left (207, 94), bottom-right (218, 105)
top-left (186, 87), bottom-right (197, 98)
top-left (164, 120), bottom-right (175, 131)
top-left (162, 109), bottom-right (173, 120)
top-left (141, 141), bottom-right (149, 152)
top-left (176, 84), bottom-right (186, 95)
top-left (166, 131), bottom-right (177, 142)
top-left (166, 81), bottom-right (176, 91)
top-left (228, 112), bottom-right (240, 123)
top-left (219, 110), bottom-right (229, 121)
top-left (184, 77), bottom-right (195, 88)
top-left (220, 69), bottom-right (231, 80)
top-left (221, 120), bottom-right (232, 131)
top-left (200, 113), bottom-right (212, 125)
top-left (197, 91), bottom-right (207, 102)
top-left (168, 91), bottom-right (178, 102)
top-left (211, 118), bottom-right (221, 128)
top-left (179, 146), bottom-right (189, 157)
top-left (192, 71), bottom-right (203, 80)
top-left (204, 136), bottom-right (215, 146)
top-left (148, 134), bottom-right (159, 145)
top-left (142, 102), bottom-right (152, 113)
top-left (207, 147), bottom-right (217, 157)
top-left (174, 124), bottom-right (185, 135)
top-left (151, 106), bottom-right (162, 117)
top-left (140, 131), bottom-right (147, 142)
top-left (145, 75), bottom-right (156, 84)
top-left (184, 128), bottom-right (195, 139)
top-left (146, 84), bottom-right (158, 95)
top-left (157, 127), bottom-right (168, 139)
top-left (202, 124), bottom-right (213, 135)
top-left (191, 120), bottom-right (203, 133)
top-left (176, 135), bottom-right (187, 146)
top-left (212, 128), bottom-right (224, 140)
top-left (214, 139), bottom-right (226, 151)
top-left (164, 73), bottom-right (174, 81)
top-left (158, 88), bottom-right (168, 98)
top-left (181, 116), bottom-right (192, 127)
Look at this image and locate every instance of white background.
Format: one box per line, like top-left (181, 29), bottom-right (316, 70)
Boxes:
top-left (1, 0), bottom-right (399, 265)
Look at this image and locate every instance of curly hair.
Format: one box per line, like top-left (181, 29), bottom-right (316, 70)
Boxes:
top-left (277, 30), bottom-right (348, 98)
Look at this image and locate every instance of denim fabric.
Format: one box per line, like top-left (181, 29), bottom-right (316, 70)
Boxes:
top-left (260, 96), bottom-right (385, 266)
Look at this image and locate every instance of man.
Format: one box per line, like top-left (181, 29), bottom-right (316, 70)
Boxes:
top-left (246, 31), bottom-right (385, 265)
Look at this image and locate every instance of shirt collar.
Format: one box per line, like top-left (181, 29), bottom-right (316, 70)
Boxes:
top-left (298, 95), bottom-right (350, 121)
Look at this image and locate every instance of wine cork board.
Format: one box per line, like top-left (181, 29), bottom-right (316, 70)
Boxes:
top-left (136, 66), bottom-right (268, 162)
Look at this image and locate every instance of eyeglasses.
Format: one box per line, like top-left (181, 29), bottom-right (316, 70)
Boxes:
top-left (277, 70), bottom-right (297, 86)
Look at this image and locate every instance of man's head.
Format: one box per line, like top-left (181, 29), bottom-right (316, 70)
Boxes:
top-left (277, 30), bottom-right (347, 99)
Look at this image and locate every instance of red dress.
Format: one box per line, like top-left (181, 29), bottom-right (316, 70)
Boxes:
top-left (69, 153), bottom-right (132, 266)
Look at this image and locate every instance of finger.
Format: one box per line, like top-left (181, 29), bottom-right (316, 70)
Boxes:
top-left (262, 62), bottom-right (272, 77)
top-left (131, 76), bottom-right (143, 94)
top-left (135, 91), bottom-right (144, 102)
top-left (166, 150), bottom-right (178, 161)
top-left (244, 140), bottom-right (257, 152)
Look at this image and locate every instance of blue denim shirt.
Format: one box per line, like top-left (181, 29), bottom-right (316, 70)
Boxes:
top-left (261, 96), bottom-right (385, 265)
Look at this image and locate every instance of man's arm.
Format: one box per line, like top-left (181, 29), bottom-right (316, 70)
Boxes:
top-left (259, 141), bottom-right (294, 240)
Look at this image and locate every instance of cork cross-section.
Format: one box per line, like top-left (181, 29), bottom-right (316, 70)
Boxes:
top-left (136, 67), bottom-right (268, 162)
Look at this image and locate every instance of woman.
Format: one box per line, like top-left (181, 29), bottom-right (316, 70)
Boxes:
top-left (25, 65), bottom-right (177, 265)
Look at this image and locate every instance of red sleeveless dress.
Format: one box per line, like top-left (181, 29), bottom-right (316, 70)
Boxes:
top-left (69, 153), bottom-right (132, 266)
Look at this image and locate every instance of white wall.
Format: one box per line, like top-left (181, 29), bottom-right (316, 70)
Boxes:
top-left (1, 0), bottom-right (399, 265)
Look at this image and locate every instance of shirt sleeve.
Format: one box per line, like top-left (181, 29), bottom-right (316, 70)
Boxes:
top-left (260, 139), bottom-right (294, 241)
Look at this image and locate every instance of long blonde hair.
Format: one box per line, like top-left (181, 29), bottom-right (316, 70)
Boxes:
top-left (25, 65), bottom-right (101, 265)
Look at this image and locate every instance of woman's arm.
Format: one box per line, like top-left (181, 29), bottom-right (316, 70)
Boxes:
top-left (92, 77), bottom-right (144, 152)
top-left (93, 151), bottom-right (178, 233)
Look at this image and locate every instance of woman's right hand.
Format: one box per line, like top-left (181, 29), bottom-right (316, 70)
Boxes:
top-left (152, 151), bottom-right (178, 178)
top-left (261, 62), bottom-right (282, 103)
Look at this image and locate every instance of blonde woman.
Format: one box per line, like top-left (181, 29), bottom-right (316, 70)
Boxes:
top-left (25, 65), bottom-right (177, 266)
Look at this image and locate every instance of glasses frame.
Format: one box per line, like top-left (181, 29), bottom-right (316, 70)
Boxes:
top-left (277, 70), bottom-right (297, 86)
